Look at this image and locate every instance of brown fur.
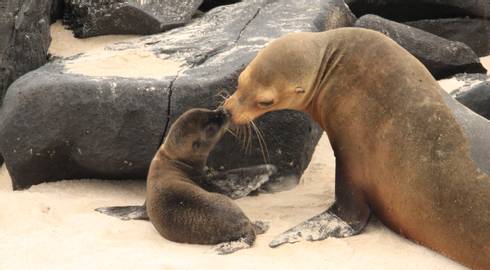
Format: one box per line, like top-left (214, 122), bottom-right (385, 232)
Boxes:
top-left (224, 28), bottom-right (490, 269)
top-left (146, 109), bottom-right (256, 245)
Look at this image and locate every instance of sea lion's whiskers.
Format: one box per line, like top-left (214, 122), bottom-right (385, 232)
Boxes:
top-left (250, 121), bottom-right (270, 164)
top-left (228, 124), bottom-right (255, 155)
top-left (225, 127), bottom-right (238, 139)
top-left (241, 124), bottom-right (248, 153)
top-left (215, 90), bottom-right (231, 103)
top-left (251, 123), bottom-right (266, 162)
top-left (217, 99), bottom-right (226, 108)
top-left (245, 123), bottom-right (253, 155)
top-left (238, 125), bottom-right (247, 151)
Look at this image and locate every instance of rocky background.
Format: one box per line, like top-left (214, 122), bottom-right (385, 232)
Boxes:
top-left (0, 0), bottom-right (489, 190)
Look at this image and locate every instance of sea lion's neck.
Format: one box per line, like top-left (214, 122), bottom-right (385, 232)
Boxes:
top-left (303, 43), bottom-right (346, 129)
top-left (158, 147), bottom-right (207, 175)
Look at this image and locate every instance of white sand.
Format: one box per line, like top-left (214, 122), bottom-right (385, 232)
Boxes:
top-left (439, 55), bottom-right (490, 93)
top-left (0, 136), bottom-right (466, 270)
top-left (50, 21), bottom-right (184, 79)
top-left (64, 49), bottom-right (184, 79)
top-left (49, 21), bottom-right (138, 58)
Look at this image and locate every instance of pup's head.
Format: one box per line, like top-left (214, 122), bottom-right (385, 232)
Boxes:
top-left (163, 108), bottom-right (229, 166)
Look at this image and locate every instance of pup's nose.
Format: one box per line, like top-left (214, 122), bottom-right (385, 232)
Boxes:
top-left (215, 106), bottom-right (231, 119)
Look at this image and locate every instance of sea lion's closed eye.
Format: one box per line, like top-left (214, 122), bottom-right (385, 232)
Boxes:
top-left (295, 87), bottom-right (305, 94)
top-left (257, 100), bottom-right (274, 108)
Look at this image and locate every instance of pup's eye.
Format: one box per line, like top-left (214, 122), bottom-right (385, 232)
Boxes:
top-left (192, 140), bottom-right (201, 149)
top-left (205, 124), bottom-right (218, 136)
top-left (257, 100), bottom-right (274, 108)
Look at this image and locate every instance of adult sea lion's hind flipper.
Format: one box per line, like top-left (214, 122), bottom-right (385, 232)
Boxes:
top-left (204, 164), bottom-right (278, 199)
top-left (95, 205), bottom-right (149, 221)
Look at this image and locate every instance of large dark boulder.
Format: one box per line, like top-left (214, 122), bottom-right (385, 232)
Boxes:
top-left (355, 15), bottom-right (487, 79)
top-left (0, 0), bottom-right (51, 101)
top-left (199, 0), bottom-right (241, 11)
top-left (50, 0), bottom-right (64, 22)
top-left (345, 0), bottom-right (490, 21)
top-left (454, 81), bottom-right (490, 120)
top-left (63, 0), bottom-right (204, 38)
top-left (0, 0), bottom-right (355, 190)
top-left (322, 0), bottom-right (356, 30)
top-left (405, 18), bottom-right (490, 57)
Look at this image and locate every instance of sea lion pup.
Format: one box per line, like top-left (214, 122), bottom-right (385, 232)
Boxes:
top-left (96, 164), bottom-right (276, 221)
top-left (223, 28), bottom-right (490, 269)
top-left (146, 108), bottom-right (269, 254)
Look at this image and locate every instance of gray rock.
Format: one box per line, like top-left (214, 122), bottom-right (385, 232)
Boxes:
top-left (50, 0), bottom-right (64, 22)
top-left (405, 18), bottom-right (490, 57)
top-left (345, 0), bottom-right (490, 21)
top-left (0, 0), bottom-right (356, 190)
top-left (0, 0), bottom-right (51, 101)
top-left (355, 15), bottom-right (487, 79)
top-left (63, 0), bottom-right (204, 38)
top-left (322, 0), bottom-right (356, 30)
top-left (454, 81), bottom-right (490, 120)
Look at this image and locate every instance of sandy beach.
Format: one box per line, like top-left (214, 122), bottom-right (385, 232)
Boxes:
top-left (0, 136), bottom-right (466, 270)
top-left (1, 24), bottom-right (489, 270)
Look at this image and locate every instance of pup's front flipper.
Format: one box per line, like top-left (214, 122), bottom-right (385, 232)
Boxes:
top-left (212, 238), bottom-right (252, 255)
top-left (95, 205), bottom-right (148, 221)
top-left (212, 220), bottom-right (269, 254)
top-left (203, 164), bottom-right (277, 199)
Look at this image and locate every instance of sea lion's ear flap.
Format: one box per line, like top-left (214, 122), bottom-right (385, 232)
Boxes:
top-left (295, 87), bottom-right (305, 94)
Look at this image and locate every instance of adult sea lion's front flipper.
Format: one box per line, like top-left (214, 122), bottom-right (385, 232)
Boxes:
top-left (270, 159), bottom-right (371, 248)
top-left (95, 204), bottom-right (149, 221)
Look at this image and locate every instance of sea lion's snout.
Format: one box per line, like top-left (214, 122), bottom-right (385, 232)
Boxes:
top-left (223, 94), bottom-right (256, 125)
top-left (213, 107), bottom-right (230, 126)
top-left (217, 106), bottom-right (232, 119)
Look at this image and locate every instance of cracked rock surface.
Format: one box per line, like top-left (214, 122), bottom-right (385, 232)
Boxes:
top-left (63, 0), bottom-right (204, 38)
top-left (0, 0), bottom-right (355, 190)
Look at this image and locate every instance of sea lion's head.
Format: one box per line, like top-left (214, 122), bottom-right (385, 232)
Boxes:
top-left (162, 108), bottom-right (229, 166)
top-left (224, 33), bottom-right (322, 125)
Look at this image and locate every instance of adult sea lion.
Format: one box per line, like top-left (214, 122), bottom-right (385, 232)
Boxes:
top-left (223, 28), bottom-right (490, 269)
top-left (98, 108), bottom-right (274, 254)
